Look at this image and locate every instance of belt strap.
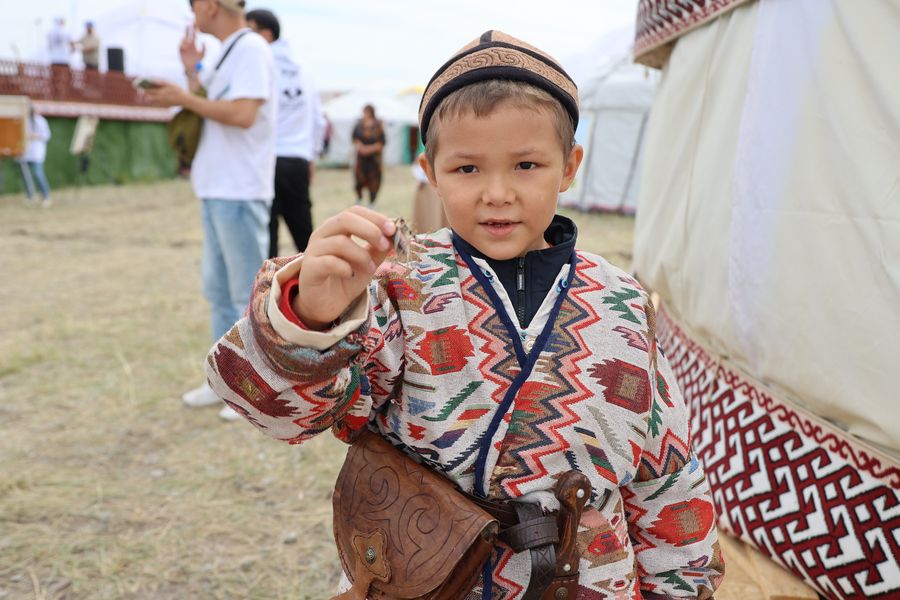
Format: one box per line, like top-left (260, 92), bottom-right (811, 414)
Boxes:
top-left (512, 503), bottom-right (557, 600)
top-left (498, 512), bottom-right (559, 552)
top-left (463, 470), bottom-right (592, 600)
top-left (467, 493), bottom-right (519, 529)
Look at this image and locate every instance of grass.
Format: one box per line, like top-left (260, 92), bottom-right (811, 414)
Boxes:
top-left (0, 166), bottom-right (634, 599)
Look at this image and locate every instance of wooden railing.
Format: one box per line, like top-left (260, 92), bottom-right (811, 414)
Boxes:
top-left (0, 60), bottom-right (153, 106)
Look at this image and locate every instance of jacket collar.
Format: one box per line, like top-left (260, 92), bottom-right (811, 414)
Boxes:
top-left (452, 214), bottom-right (577, 268)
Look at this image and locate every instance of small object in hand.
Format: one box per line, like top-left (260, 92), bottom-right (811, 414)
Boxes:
top-left (392, 217), bottom-right (412, 263)
top-left (132, 77), bottom-right (159, 90)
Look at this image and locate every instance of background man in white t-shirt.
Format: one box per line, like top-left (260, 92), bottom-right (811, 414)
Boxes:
top-left (46, 17), bottom-right (73, 98)
top-left (46, 17), bottom-right (72, 66)
top-left (147, 0), bottom-right (276, 420)
top-left (246, 9), bottom-right (325, 258)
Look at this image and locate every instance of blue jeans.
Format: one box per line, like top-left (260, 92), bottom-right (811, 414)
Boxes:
top-left (19, 160), bottom-right (51, 199)
top-left (201, 198), bottom-right (270, 341)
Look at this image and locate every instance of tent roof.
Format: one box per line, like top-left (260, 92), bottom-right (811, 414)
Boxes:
top-left (561, 26), bottom-right (659, 110)
top-left (580, 63), bottom-right (659, 110)
top-left (323, 90), bottom-right (419, 125)
top-left (563, 26), bottom-right (635, 87)
top-left (92, 0), bottom-right (219, 81)
top-left (96, 0), bottom-right (190, 26)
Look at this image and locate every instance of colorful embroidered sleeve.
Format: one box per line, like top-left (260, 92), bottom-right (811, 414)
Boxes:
top-left (204, 256), bottom-right (405, 444)
top-left (623, 299), bottom-right (725, 599)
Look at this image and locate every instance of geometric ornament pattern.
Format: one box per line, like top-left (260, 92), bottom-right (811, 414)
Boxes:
top-left (589, 358), bottom-right (652, 414)
top-left (647, 498), bottom-right (716, 548)
top-left (635, 0), bottom-right (753, 67)
top-left (209, 230), bottom-right (723, 598)
top-left (655, 304), bottom-right (900, 599)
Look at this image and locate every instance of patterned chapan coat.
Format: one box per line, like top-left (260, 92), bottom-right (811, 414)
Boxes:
top-left (206, 227), bottom-right (725, 599)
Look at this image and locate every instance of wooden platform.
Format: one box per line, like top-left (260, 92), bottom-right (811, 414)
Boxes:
top-left (716, 531), bottom-right (820, 600)
top-left (0, 59), bottom-right (171, 122)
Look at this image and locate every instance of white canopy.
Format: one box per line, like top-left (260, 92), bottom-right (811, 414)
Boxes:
top-left (633, 0), bottom-right (900, 453)
top-left (91, 0), bottom-right (219, 84)
top-left (321, 89), bottom-right (420, 167)
top-left (560, 29), bottom-right (658, 214)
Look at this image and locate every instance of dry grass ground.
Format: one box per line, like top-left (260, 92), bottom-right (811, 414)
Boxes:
top-left (0, 167), bottom-right (632, 600)
top-left (0, 167), bottom-right (811, 600)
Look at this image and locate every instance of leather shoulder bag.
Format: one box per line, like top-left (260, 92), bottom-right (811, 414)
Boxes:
top-left (167, 30), bottom-right (249, 166)
top-left (331, 429), bottom-right (499, 600)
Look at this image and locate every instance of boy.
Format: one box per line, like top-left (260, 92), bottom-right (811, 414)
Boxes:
top-left (207, 31), bottom-right (724, 599)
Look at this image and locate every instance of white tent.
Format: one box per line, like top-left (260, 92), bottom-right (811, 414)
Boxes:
top-left (632, 1), bottom-right (900, 597)
top-left (560, 29), bottom-right (658, 214)
top-left (320, 90), bottom-right (420, 167)
top-left (91, 0), bottom-right (219, 84)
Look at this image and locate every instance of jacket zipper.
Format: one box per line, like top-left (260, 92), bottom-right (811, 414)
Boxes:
top-left (516, 257), bottom-right (526, 328)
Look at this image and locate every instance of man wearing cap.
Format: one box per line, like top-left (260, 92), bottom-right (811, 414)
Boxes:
top-left (147, 0), bottom-right (276, 420)
top-left (73, 22), bottom-right (101, 70)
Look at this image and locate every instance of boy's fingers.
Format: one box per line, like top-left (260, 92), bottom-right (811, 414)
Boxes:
top-left (307, 237), bottom-right (377, 276)
top-left (315, 210), bottom-right (391, 252)
top-left (306, 255), bottom-right (354, 281)
top-left (345, 204), bottom-right (398, 237)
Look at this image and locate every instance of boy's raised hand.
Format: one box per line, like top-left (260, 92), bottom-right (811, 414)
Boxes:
top-left (294, 206), bottom-right (397, 330)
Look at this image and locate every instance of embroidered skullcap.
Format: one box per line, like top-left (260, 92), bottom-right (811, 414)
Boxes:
top-left (418, 30), bottom-right (579, 144)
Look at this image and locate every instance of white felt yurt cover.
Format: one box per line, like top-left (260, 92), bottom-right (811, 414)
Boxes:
top-left (631, 1), bottom-right (900, 596)
top-left (91, 0), bottom-right (202, 82)
top-left (633, 0), bottom-right (900, 454)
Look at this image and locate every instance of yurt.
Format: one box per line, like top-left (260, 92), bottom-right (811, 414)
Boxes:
top-left (631, 0), bottom-right (900, 598)
top-left (562, 61), bottom-right (658, 214)
top-left (561, 27), bottom-right (659, 214)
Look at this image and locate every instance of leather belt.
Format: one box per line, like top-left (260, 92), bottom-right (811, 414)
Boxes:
top-left (465, 471), bottom-right (591, 600)
top-left (468, 494), bottom-right (519, 529)
top-left (507, 503), bottom-right (558, 600)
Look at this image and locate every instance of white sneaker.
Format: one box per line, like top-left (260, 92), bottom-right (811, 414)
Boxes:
top-left (218, 405), bottom-right (242, 421)
top-left (181, 382), bottom-right (221, 408)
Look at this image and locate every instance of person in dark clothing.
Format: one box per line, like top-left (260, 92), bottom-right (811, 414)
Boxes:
top-left (351, 104), bottom-right (385, 204)
top-left (247, 9), bottom-right (326, 258)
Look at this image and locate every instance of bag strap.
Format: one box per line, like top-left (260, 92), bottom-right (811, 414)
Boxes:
top-left (203, 29), bottom-right (251, 92)
top-left (214, 29), bottom-right (250, 72)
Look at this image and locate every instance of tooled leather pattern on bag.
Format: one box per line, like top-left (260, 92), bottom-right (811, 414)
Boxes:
top-left (333, 430), bottom-right (496, 598)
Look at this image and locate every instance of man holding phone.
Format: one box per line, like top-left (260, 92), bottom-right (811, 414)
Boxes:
top-left (146, 0), bottom-right (276, 420)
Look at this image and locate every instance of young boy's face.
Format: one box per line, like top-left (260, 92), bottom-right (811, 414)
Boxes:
top-left (420, 103), bottom-right (583, 260)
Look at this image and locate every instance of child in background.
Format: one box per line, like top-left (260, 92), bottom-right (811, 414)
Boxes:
top-left (206, 31), bottom-right (724, 599)
top-left (19, 109), bottom-right (52, 207)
